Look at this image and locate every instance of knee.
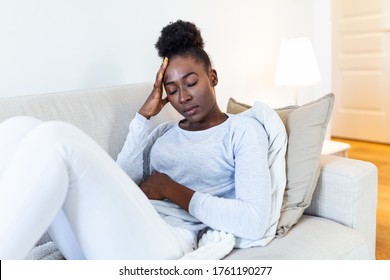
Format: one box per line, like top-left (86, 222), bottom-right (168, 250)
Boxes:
top-left (0, 116), bottom-right (43, 133)
top-left (26, 121), bottom-right (89, 147)
top-left (0, 116), bottom-right (43, 145)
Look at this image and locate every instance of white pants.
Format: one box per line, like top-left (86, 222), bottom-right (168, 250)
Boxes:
top-left (0, 116), bottom-right (196, 260)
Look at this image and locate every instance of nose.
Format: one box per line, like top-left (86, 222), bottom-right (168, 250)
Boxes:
top-left (179, 89), bottom-right (192, 104)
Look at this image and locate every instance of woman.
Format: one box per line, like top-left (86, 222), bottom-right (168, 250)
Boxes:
top-left (0, 20), bottom-right (271, 260)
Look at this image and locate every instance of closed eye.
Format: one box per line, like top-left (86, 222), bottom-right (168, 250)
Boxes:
top-left (167, 89), bottom-right (177, 95)
top-left (187, 80), bottom-right (198, 87)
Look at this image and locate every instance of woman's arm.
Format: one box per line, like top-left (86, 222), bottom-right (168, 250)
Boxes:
top-left (116, 113), bottom-right (150, 185)
top-left (116, 58), bottom-right (170, 185)
top-left (141, 119), bottom-right (272, 240)
top-left (189, 122), bottom-right (272, 240)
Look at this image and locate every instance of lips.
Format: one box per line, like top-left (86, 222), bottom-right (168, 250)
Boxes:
top-left (182, 105), bottom-right (199, 116)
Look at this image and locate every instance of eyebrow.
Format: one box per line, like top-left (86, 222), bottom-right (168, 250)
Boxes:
top-left (164, 72), bottom-right (198, 85)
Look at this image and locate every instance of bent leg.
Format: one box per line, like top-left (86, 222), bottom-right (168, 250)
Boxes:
top-left (0, 121), bottom-right (185, 259)
top-left (48, 208), bottom-right (86, 259)
top-left (0, 121), bottom-right (69, 259)
top-left (0, 117), bottom-right (84, 259)
top-left (0, 116), bottom-right (42, 179)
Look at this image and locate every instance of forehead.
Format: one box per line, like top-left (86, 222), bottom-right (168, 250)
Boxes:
top-left (165, 56), bottom-right (206, 80)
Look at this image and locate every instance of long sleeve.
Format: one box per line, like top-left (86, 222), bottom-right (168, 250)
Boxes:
top-left (116, 113), bottom-right (177, 186)
top-left (116, 113), bottom-right (150, 185)
top-left (188, 120), bottom-right (272, 240)
top-left (148, 114), bottom-right (273, 241)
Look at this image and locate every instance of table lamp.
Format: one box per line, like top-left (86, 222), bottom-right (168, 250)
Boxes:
top-left (274, 37), bottom-right (321, 105)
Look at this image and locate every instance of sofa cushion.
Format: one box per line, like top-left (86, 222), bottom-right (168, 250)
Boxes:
top-left (224, 215), bottom-right (370, 259)
top-left (227, 94), bottom-right (334, 237)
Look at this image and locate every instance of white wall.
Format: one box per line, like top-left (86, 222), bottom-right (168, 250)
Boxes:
top-left (0, 0), bottom-right (330, 110)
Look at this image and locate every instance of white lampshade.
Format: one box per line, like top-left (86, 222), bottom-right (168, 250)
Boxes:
top-left (275, 37), bottom-right (321, 87)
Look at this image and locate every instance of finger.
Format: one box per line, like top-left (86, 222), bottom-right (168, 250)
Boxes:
top-left (162, 56), bottom-right (169, 71)
top-left (156, 57), bottom-right (168, 83)
top-left (153, 59), bottom-right (168, 95)
top-left (160, 57), bottom-right (168, 71)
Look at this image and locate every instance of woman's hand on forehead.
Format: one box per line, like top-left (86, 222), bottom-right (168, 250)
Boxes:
top-left (138, 57), bottom-right (169, 119)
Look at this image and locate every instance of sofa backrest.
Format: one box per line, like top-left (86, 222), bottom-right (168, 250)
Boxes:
top-left (0, 83), bottom-right (181, 159)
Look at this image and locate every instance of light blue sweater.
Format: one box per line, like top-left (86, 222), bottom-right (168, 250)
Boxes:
top-left (116, 113), bottom-right (271, 241)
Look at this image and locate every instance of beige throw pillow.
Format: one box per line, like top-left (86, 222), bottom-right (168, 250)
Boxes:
top-left (227, 93), bottom-right (335, 237)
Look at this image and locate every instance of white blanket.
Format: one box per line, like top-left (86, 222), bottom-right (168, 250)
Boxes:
top-left (181, 102), bottom-right (287, 259)
top-left (26, 241), bottom-right (65, 260)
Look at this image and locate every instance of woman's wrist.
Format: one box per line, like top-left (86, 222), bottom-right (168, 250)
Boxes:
top-left (164, 181), bottom-right (195, 212)
top-left (138, 109), bottom-right (152, 120)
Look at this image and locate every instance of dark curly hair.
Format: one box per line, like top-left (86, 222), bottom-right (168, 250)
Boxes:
top-left (155, 20), bottom-right (212, 71)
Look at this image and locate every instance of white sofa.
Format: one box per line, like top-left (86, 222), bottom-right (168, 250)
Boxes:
top-left (0, 82), bottom-right (378, 259)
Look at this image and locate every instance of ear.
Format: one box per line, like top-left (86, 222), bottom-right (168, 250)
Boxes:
top-left (209, 69), bottom-right (218, 87)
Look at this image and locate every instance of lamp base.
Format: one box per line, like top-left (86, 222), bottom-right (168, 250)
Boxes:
top-left (293, 87), bottom-right (300, 105)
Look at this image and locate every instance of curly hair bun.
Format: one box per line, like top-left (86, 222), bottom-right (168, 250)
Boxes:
top-left (155, 20), bottom-right (205, 58)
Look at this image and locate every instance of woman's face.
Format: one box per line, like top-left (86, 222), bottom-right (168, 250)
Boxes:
top-left (163, 55), bottom-right (220, 130)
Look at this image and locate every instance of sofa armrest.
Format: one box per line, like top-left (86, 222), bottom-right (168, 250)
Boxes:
top-left (305, 154), bottom-right (378, 257)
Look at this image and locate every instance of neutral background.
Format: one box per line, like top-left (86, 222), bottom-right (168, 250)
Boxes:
top-left (0, 0), bottom-right (331, 110)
